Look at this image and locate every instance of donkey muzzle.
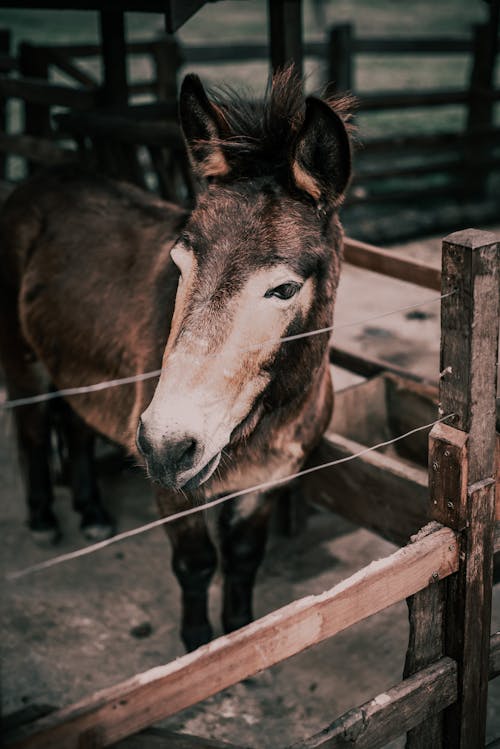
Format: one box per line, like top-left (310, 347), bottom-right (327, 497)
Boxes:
top-left (136, 417), bottom-right (219, 490)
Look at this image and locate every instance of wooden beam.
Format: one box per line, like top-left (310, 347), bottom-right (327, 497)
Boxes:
top-left (303, 432), bottom-right (428, 547)
top-left (343, 236), bottom-right (441, 290)
top-left (7, 525), bottom-right (458, 749)
top-left (287, 657), bottom-right (457, 749)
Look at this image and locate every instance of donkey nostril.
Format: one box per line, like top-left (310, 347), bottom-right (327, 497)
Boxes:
top-left (169, 437), bottom-right (198, 473)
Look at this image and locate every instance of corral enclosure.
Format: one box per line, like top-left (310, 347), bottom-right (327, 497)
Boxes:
top-left (1, 1), bottom-right (500, 747)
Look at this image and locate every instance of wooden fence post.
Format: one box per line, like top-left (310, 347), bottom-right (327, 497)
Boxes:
top-left (18, 42), bottom-right (50, 174)
top-left (465, 13), bottom-right (499, 197)
top-left (152, 35), bottom-right (181, 101)
top-left (327, 23), bottom-right (353, 94)
top-left (0, 28), bottom-right (10, 178)
top-left (268, 0), bottom-right (303, 77)
top-left (428, 229), bottom-right (499, 748)
top-left (99, 10), bottom-right (128, 108)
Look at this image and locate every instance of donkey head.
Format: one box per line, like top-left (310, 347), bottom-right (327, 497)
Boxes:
top-left (138, 69), bottom-right (352, 491)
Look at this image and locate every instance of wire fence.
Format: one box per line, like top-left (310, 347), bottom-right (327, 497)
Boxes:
top-left (1, 291), bottom-right (453, 410)
top-left (6, 412), bottom-right (455, 581)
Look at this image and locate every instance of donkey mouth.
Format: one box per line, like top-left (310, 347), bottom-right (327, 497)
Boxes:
top-left (177, 451), bottom-right (222, 492)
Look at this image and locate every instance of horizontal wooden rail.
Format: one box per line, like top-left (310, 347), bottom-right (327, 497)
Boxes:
top-left (288, 657), bottom-right (457, 749)
top-left (358, 88), bottom-right (500, 111)
top-left (343, 237), bottom-right (441, 290)
top-left (7, 525), bottom-right (458, 749)
top-left (0, 75), bottom-right (96, 109)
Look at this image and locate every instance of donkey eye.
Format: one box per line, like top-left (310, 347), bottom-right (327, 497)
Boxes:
top-left (264, 282), bottom-right (301, 300)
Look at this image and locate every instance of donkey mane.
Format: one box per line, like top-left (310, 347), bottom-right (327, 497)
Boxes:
top-left (200, 66), bottom-right (355, 177)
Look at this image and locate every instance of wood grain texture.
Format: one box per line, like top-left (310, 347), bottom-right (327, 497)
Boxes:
top-left (436, 229), bottom-right (499, 749)
top-left (428, 423), bottom-right (468, 530)
top-left (287, 657), bottom-right (457, 749)
top-left (439, 230), bottom-right (499, 484)
top-left (7, 526), bottom-right (458, 749)
top-left (403, 581), bottom-right (445, 748)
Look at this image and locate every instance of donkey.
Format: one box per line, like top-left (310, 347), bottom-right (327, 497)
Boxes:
top-left (0, 68), bottom-right (352, 650)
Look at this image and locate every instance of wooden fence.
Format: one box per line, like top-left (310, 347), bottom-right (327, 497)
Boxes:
top-left (1, 21), bottom-right (499, 210)
top-left (5, 227), bottom-right (499, 749)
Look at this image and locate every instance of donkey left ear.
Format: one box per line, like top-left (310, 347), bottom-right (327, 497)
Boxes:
top-left (291, 97), bottom-right (351, 208)
top-left (179, 74), bottom-right (230, 180)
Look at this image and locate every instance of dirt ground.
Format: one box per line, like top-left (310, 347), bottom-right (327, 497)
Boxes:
top-left (2, 228), bottom-right (500, 747)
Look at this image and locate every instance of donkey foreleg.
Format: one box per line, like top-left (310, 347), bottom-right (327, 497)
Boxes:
top-left (156, 489), bottom-right (217, 651)
top-left (219, 492), bottom-right (273, 634)
top-left (58, 402), bottom-right (115, 541)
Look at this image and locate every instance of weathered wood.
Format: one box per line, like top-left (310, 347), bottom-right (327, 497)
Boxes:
top-left (434, 229), bottom-right (499, 749)
top-left (287, 657), bottom-right (457, 749)
top-left (343, 236), bottom-right (441, 290)
top-left (428, 423), bottom-right (469, 531)
top-left (403, 580), bottom-right (446, 747)
top-left (7, 525), bottom-right (458, 749)
top-left (439, 230), bottom-right (499, 481)
top-left (329, 345), bottom-right (433, 384)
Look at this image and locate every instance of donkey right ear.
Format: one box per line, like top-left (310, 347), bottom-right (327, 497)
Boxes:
top-left (179, 74), bottom-right (230, 180)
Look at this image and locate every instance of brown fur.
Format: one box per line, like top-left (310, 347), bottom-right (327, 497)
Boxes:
top-left (0, 68), bottom-right (352, 650)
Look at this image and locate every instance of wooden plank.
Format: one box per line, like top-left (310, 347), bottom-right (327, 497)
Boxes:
top-left (343, 236), bottom-right (441, 290)
top-left (434, 229), bottom-right (499, 749)
top-left (7, 525), bottom-right (458, 749)
top-left (287, 657), bottom-right (457, 749)
top-left (496, 433), bottom-right (500, 522)
top-left (329, 345), bottom-right (434, 385)
top-left (303, 431), bottom-right (429, 547)
top-left (428, 423), bottom-right (469, 531)
top-left (0, 75), bottom-right (96, 110)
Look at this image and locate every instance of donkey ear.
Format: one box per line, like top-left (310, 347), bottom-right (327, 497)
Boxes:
top-left (179, 74), bottom-right (230, 180)
top-left (291, 97), bottom-right (351, 208)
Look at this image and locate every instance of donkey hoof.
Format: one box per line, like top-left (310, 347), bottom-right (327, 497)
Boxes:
top-left (80, 507), bottom-right (116, 542)
top-left (182, 623), bottom-right (213, 652)
top-left (29, 518), bottom-right (61, 547)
